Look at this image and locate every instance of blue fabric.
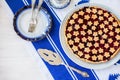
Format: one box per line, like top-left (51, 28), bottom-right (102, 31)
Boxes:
top-left (6, 0), bottom-right (98, 80)
top-left (109, 74), bottom-right (120, 80)
top-left (77, 0), bottom-right (90, 5)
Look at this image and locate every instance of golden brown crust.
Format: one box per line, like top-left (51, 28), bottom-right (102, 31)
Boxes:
top-left (65, 6), bottom-right (120, 64)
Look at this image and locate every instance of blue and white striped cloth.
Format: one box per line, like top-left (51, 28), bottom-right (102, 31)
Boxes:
top-left (5, 0), bottom-right (120, 80)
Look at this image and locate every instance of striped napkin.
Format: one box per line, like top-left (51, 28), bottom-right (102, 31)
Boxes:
top-left (5, 0), bottom-right (120, 80)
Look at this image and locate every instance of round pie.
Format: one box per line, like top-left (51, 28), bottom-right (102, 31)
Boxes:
top-left (65, 6), bottom-right (120, 63)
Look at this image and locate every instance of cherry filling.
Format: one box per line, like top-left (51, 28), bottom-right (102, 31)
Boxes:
top-left (65, 6), bottom-right (120, 63)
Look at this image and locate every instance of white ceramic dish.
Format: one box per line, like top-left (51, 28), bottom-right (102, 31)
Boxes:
top-left (59, 3), bottom-right (120, 69)
top-left (49, 0), bottom-right (71, 9)
top-left (13, 6), bottom-right (52, 41)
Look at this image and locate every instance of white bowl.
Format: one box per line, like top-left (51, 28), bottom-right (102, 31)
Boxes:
top-left (13, 6), bottom-right (52, 41)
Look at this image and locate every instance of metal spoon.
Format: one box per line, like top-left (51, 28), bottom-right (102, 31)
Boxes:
top-left (38, 49), bottom-right (89, 77)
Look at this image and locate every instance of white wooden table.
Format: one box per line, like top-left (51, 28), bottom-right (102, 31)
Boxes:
top-left (0, 0), bottom-right (53, 80)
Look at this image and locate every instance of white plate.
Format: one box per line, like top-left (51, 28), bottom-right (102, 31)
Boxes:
top-left (59, 3), bottom-right (120, 69)
top-left (49, 0), bottom-right (71, 9)
top-left (13, 6), bottom-right (52, 41)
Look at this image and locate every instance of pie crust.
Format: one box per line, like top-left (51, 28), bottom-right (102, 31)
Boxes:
top-left (65, 6), bottom-right (120, 63)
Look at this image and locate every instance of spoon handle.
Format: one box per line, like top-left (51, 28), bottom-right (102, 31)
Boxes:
top-left (64, 64), bottom-right (89, 77)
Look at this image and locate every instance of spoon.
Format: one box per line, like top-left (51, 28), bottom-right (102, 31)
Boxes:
top-left (38, 49), bottom-right (89, 77)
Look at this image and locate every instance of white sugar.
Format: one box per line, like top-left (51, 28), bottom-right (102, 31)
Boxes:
top-left (17, 8), bottom-right (49, 38)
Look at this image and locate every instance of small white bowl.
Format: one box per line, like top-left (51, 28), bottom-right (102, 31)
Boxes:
top-left (13, 6), bottom-right (52, 41)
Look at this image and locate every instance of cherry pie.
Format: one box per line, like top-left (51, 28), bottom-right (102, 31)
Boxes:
top-left (65, 6), bottom-right (120, 63)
